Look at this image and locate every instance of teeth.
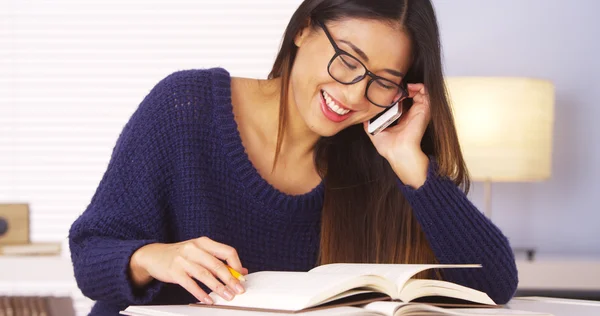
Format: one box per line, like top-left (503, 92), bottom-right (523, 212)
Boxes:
top-left (322, 90), bottom-right (350, 115)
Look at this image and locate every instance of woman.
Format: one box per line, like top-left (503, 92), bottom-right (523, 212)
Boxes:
top-left (69, 0), bottom-right (518, 314)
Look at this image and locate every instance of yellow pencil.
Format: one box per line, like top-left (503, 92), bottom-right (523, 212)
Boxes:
top-left (227, 265), bottom-right (246, 282)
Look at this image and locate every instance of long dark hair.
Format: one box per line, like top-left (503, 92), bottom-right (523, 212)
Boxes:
top-left (268, 0), bottom-right (469, 277)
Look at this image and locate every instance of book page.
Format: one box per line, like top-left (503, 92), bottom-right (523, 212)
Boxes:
top-left (444, 309), bottom-right (553, 316)
top-left (361, 301), bottom-right (411, 315)
top-left (399, 279), bottom-right (495, 305)
top-left (309, 263), bottom-right (481, 296)
top-left (122, 304), bottom-right (379, 316)
top-left (206, 271), bottom-right (387, 312)
top-left (361, 302), bottom-right (553, 316)
top-left (361, 301), bottom-right (472, 316)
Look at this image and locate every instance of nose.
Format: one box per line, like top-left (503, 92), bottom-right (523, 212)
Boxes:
top-left (342, 78), bottom-right (369, 111)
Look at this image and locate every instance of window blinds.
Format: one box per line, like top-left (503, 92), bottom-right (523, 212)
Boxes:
top-left (0, 0), bottom-right (298, 251)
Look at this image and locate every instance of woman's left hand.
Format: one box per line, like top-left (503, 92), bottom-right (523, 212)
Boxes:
top-left (363, 83), bottom-right (431, 188)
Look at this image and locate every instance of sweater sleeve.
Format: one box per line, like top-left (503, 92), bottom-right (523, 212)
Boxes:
top-left (68, 73), bottom-right (181, 305)
top-left (397, 158), bottom-right (519, 305)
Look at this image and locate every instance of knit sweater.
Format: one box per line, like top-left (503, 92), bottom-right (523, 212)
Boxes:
top-left (68, 67), bottom-right (518, 315)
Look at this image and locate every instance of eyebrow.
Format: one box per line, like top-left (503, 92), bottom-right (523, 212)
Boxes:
top-left (339, 39), bottom-right (405, 78)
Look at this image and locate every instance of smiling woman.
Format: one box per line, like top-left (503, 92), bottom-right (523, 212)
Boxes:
top-left (284, 18), bottom-right (412, 134)
top-left (67, 0), bottom-right (519, 315)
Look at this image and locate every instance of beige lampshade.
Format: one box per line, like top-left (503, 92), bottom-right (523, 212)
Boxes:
top-left (445, 77), bottom-right (555, 182)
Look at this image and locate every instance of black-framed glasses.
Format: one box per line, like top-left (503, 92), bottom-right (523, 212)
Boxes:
top-left (317, 20), bottom-right (408, 109)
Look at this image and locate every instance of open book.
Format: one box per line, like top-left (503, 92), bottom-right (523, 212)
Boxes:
top-left (121, 301), bottom-right (554, 316)
top-left (193, 264), bottom-right (498, 313)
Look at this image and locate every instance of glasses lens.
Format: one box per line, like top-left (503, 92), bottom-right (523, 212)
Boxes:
top-left (329, 53), bottom-right (365, 84)
top-left (328, 53), bottom-right (406, 108)
top-left (367, 78), bottom-right (404, 107)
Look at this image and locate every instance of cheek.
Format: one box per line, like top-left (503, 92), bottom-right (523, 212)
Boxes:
top-left (290, 67), bottom-right (314, 114)
top-left (366, 106), bottom-right (386, 121)
top-left (290, 55), bottom-right (311, 101)
top-left (290, 47), bottom-right (331, 108)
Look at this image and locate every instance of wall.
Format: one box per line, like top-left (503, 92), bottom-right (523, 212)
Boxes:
top-left (433, 0), bottom-right (600, 255)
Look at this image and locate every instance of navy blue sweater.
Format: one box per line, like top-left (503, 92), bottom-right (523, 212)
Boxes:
top-left (68, 67), bottom-right (518, 315)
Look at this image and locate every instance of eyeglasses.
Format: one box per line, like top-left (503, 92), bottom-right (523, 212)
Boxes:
top-left (317, 20), bottom-right (408, 109)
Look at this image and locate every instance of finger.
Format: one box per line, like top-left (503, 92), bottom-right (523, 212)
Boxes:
top-left (407, 83), bottom-right (427, 94)
top-left (411, 108), bottom-right (431, 136)
top-left (407, 83), bottom-right (424, 91)
top-left (409, 94), bottom-right (431, 119)
top-left (414, 111), bottom-right (430, 137)
top-left (407, 83), bottom-right (427, 98)
top-left (241, 267), bottom-right (249, 275)
top-left (196, 237), bottom-right (244, 272)
top-left (409, 101), bottom-right (430, 115)
top-left (385, 110), bottom-right (427, 137)
top-left (405, 105), bottom-right (430, 126)
top-left (181, 259), bottom-right (237, 301)
top-left (182, 241), bottom-right (245, 295)
top-left (174, 272), bottom-right (213, 304)
top-left (412, 93), bottom-right (425, 103)
top-left (197, 248), bottom-right (245, 295)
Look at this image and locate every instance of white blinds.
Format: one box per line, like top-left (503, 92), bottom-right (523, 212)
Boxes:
top-left (0, 0), bottom-right (300, 249)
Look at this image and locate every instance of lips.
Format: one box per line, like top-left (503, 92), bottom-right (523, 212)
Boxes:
top-left (319, 89), bottom-right (353, 123)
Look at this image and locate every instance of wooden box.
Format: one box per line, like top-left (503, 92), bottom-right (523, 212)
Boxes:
top-left (0, 204), bottom-right (29, 245)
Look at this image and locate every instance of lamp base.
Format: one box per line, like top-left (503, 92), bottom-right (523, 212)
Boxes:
top-left (513, 247), bottom-right (537, 261)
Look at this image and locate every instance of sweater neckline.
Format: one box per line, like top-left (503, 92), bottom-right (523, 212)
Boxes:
top-left (210, 67), bottom-right (325, 216)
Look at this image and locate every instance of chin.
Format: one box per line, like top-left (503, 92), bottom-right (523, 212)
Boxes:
top-left (310, 119), bottom-right (357, 138)
top-left (314, 127), bottom-right (339, 138)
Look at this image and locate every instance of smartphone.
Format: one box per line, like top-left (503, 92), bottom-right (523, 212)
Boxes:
top-left (367, 102), bottom-right (403, 136)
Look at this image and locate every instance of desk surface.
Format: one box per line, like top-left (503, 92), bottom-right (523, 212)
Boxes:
top-left (509, 297), bottom-right (600, 316)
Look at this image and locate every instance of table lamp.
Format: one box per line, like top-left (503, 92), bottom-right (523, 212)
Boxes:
top-left (445, 77), bottom-right (555, 219)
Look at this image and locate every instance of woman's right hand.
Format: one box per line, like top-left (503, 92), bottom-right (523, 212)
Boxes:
top-left (129, 236), bottom-right (248, 305)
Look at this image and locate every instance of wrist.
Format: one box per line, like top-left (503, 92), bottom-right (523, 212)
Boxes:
top-left (390, 150), bottom-right (429, 189)
top-left (129, 243), bottom-right (156, 287)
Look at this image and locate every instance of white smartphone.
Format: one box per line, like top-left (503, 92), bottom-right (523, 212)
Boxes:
top-left (367, 102), bottom-right (403, 136)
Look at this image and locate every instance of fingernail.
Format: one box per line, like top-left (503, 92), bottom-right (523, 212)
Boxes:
top-left (235, 284), bottom-right (245, 294)
top-left (223, 289), bottom-right (234, 300)
top-left (203, 296), bottom-right (214, 305)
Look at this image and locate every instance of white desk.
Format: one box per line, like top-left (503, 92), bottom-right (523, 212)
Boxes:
top-left (508, 297), bottom-right (600, 316)
top-left (119, 297), bottom-right (600, 316)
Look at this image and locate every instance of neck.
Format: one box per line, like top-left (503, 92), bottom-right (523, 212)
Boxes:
top-left (258, 78), bottom-right (321, 163)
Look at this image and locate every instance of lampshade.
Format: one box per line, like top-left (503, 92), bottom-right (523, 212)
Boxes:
top-left (445, 77), bottom-right (555, 182)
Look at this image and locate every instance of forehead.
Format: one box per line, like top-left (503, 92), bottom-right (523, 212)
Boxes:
top-left (324, 18), bottom-right (412, 74)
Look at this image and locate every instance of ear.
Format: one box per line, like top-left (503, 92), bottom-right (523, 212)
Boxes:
top-left (294, 18), bottom-right (313, 47)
